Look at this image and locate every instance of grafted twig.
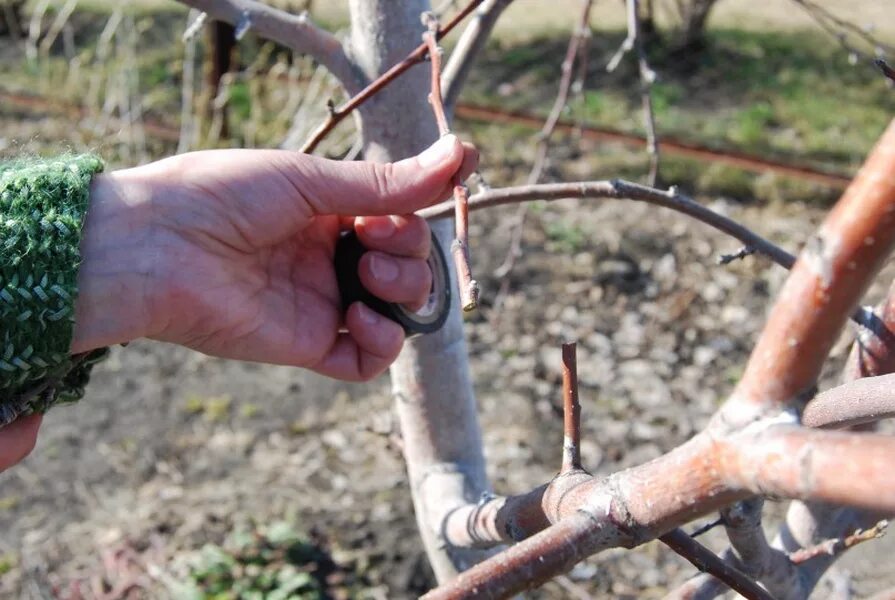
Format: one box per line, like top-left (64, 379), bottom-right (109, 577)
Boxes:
top-left (561, 342), bottom-right (582, 473)
top-left (802, 373), bottom-right (895, 429)
top-left (176, 0), bottom-right (361, 96)
top-left (419, 180), bottom-right (796, 269)
top-left (788, 520), bottom-right (888, 564)
top-left (658, 528), bottom-right (776, 600)
top-left (300, 0), bottom-right (485, 153)
top-left (422, 15), bottom-right (479, 311)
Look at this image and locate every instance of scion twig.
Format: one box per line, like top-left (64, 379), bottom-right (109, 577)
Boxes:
top-left (422, 14), bottom-right (479, 311)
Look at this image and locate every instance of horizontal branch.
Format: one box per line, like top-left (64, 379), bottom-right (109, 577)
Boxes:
top-left (802, 373), bottom-right (895, 429)
top-left (721, 427), bottom-right (895, 512)
top-left (176, 0), bottom-right (361, 95)
top-left (419, 180), bottom-right (795, 268)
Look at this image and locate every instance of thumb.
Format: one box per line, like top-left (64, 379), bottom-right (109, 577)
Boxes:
top-left (291, 134), bottom-right (465, 216)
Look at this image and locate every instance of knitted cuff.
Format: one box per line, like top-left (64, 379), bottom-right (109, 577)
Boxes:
top-left (0, 154), bottom-right (107, 426)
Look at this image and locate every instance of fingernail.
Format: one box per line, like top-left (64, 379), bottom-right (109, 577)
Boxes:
top-left (358, 303), bottom-right (381, 325)
top-left (360, 216), bottom-right (396, 239)
top-left (417, 134), bottom-right (457, 169)
top-left (369, 253), bottom-right (399, 282)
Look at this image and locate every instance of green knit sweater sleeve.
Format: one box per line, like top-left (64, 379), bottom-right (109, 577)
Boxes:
top-left (0, 154), bottom-right (108, 427)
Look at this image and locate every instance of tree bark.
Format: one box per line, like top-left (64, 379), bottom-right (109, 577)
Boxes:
top-left (346, 0), bottom-right (494, 583)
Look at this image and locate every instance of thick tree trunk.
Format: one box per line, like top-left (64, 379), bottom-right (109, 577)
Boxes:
top-left (346, 0), bottom-right (494, 583)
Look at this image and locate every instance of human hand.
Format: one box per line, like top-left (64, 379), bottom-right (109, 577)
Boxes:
top-left (0, 413), bottom-right (41, 472)
top-left (73, 135), bottom-right (477, 381)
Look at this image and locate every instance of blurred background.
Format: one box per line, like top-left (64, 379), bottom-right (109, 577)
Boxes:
top-left (1, 0), bottom-right (894, 597)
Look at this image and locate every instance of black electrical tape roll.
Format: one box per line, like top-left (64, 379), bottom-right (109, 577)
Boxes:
top-left (334, 231), bottom-right (451, 336)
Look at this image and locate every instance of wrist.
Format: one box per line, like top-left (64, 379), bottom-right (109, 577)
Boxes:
top-left (72, 170), bottom-right (162, 353)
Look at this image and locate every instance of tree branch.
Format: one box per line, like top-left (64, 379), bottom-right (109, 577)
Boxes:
top-left (300, 0), bottom-right (485, 154)
top-left (441, 0), bottom-right (515, 109)
top-left (492, 0), bottom-right (595, 309)
top-left (802, 373), bottom-right (895, 429)
top-left (659, 528), bottom-right (775, 600)
top-left (724, 118), bottom-right (895, 417)
top-left (721, 498), bottom-right (802, 598)
top-left (176, 0), bottom-right (362, 96)
top-left (607, 0), bottom-right (660, 185)
top-left (721, 427), bottom-right (895, 512)
top-left (788, 520), bottom-right (888, 564)
top-left (419, 180), bottom-right (796, 269)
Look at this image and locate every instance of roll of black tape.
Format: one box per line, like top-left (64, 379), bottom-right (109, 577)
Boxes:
top-left (334, 231), bottom-right (451, 336)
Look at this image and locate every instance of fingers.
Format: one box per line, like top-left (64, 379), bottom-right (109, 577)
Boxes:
top-left (359, 252), bottom-right (433, 308)
top-left (285, 134), bottom-right (479, 216)
top-left (458, 142), bottom-right (479, 185)
top-left (355, 215), bottom-right (430, 258)
top-left (311, 302), bottom-right (404, 381)
top-left (0, 413), bottom-right (42, 472)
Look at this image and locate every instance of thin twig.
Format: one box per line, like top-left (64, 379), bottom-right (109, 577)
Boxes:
top-left (659, 528), bottom-right (776, 600)
top-left (719, 246), bottom-right (756, 265)
top-left (788, 520), bottom-right (888, 564)
top-left (300, 0), bottom-right (485, 154)
top-left (607, 0), bottom-right (660, 184)
top-left (690, 517), bottom-right (725, 538)
top-left (789, 0), bottom-right (895, 60)
top-left (422, 14), bottom-right (479, 311)
top-left (561, 341), bottom-right (582, 473)
top-left (876, 58), bottom-right (895, 84)
top-left (492, 0), bottom-right (594, 310)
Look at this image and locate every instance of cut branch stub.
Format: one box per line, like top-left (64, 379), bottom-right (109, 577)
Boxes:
top-left (561, 341), bottom-right (582, 473)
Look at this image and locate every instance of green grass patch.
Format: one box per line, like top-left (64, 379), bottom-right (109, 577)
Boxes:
top-left (465, 27), bottom-right (894, 186)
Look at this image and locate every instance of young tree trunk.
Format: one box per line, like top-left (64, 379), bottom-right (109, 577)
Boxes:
top-left (346, 0), bottom-right (495, 583)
